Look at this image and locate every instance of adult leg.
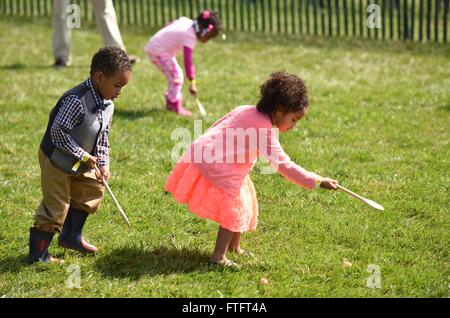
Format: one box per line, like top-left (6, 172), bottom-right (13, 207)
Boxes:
top-left (52, 0), bottom-right (71, 66)
top-left (92, 0), bottom-right (139, 63)
top-left (92, 0), bottom-right (125, 49)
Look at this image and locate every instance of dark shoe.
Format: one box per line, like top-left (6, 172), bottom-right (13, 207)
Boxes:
top-left (58, 207), bottom-right (98, 254)
top-left (53, 59), bottom-right (67, 69)
top-left (28, 227), bottom-right (63, 264)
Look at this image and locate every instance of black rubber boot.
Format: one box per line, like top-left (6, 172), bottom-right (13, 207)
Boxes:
top-left (58, 207), bottom-right (97, 254)
top-left (28, 227), bottom-right (55, 264)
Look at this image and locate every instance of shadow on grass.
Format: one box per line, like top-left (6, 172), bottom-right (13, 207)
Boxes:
top-left (0, 251), bottom-right (67, 273)
top-left (0, 63), bottom-right (86, 71)
top-left (113, 108), bottom-right (166, 120)
top-left (94, 246), bottom-right (216, 279)
top-left (0, 255), bottom-right (28, 273)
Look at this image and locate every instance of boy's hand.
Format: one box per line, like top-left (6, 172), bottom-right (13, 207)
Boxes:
top-left (320, 178), bottom-right (338, 190)
top-left (96, 165), bottom-right (110, 182)
top-left (84, 154), bottom-right (98, 169)
top-left (189, 83), bottom-right (197, 96)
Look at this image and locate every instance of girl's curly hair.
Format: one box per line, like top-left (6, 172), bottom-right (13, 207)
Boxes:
top-left (256, 71), bottom-right (309, 118)
top-left (90, 47), bottom-right (132, 77)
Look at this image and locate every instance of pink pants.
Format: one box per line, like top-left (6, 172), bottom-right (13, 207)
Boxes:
top-left (148, 53), bottom-right (183, 103)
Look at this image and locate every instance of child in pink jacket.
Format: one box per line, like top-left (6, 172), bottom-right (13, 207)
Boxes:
top-left (145, 11), bottom-right (221, 116)
top-left (165, 71), bottom-right (339, 267)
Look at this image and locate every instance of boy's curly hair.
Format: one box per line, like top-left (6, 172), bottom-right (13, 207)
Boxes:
top-left (90, 47), bottom-right (132, 77)
top-left (256, 71), bottom-right (309, 117)
top-left (196, 11), bottom-right (222, 37)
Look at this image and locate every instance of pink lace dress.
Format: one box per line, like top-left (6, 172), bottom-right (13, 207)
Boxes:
top-left (165, 162), bottom-right (258, 233)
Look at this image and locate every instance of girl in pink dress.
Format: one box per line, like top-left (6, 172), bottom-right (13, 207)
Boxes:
top-left (165, 71), bottom-right (338, 267)
top-left (145, 11), bottom-right (221, 116)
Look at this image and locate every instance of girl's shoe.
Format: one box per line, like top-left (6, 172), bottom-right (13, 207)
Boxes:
top-left (167, 99), bottom-right (192, 116)
top-left (229, 248), bottom-right (255, 258)
top-left (210, 258), bottom-right (241, 269)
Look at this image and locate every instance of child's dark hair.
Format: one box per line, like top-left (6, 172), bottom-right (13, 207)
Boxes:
top-left (195, 10), bottom-right (221, 37)
top-left (90, 47), bottom-right (132, 77)
top-left (256, 71), bottom-right (309, 117)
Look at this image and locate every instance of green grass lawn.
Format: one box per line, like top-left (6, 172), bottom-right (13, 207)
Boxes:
top-left (0, 17), bottom-right (449, 298)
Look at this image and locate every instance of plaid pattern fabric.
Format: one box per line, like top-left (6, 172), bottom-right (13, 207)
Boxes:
top-left (50, 78), bottom-right (111, 166)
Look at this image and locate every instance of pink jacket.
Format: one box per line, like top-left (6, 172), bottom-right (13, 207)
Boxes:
top-left (181, 106), bottom-right (322, 196)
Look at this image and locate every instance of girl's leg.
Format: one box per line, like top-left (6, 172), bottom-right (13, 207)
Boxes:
top-left (228, 232), bottom-right (241, 253)
top-left (229, 232), bottom-right (254, 257)
top-left (211, 226), bottom-right (235, 264)
top-left (148, 54), bottom-right (190, 116)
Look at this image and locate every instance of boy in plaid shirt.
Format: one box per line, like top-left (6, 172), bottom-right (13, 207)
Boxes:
top-left (28, 47), bottom-right (132, 264)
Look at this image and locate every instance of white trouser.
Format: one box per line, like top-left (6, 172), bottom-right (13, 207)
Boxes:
top-left (53, 0), bottom-right (126, 63)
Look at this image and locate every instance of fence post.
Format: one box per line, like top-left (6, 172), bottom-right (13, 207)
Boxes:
top-left (313, 0), bottom-right (318, 35)
top-left (404, 0), bottom-right (409, 40)
top-left (336, 0), bottom-right (341, 36)
top-left (352, 0), bottom-right (356, 36)
top-left (444, 0), bottom-right (449, 43)
top-left (326, 0), bottom-right (331, 36)
top-left (306, 0), bottom-right (310, 34)
top-left (291, 0), bottom-right (295, 34)
top-left (247, 0), bottom-right (251, 32)
top-left (261, 0), bottom-right (266, 32)
top-left (146, 0), bottom-right (150, 25)
top-left (374, 0), bottom-right (379, 39)
top-left (396, 0), bottom-right (401, 40)
top-left (359, 0), bottom-right (363, 37)
top-left (419, 0), bottom-right (424, 40)
top-left (276, 0), bottom-right (281, 33)
top-left (344, 0), bottom-right (348, 35)
top-left (426, 0), bottom-right (431, 41)
top-left (255, 0), bottom-right (259, 32)
top-left (367, 0), bottom-right (371, 39)
top-left (240, 0), bottom-right (245, 31)
top-left (435, 0), bottom-right (441, 42)
top-left (382, 0), bottom-right (386, 39)
top-left (411, 0), bottom-right (415, 40)
top-left (299, 0), bottom-right (303, 34)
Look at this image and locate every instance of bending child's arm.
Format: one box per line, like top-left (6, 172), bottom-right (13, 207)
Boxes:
top-left (95, 117), bottom-right (111, 181)
top-left (50, 96), bottom-right (94, 163)
top-left (183, 46), bottom-right (197, 96)
top-left (260, 128), bottom-right (323, 190)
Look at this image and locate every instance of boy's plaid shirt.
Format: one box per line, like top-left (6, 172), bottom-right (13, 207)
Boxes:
top-left (50, 78), bottom-right (111, 166)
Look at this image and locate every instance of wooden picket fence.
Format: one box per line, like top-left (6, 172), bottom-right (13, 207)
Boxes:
top-left (1, 0), bottom-right (449, 43)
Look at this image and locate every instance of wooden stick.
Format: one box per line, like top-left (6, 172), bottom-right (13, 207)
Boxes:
top-left (195, 97), bottom-right (207, 117)
top-left (336, 184), bottom-right (385, 211)
top-left (94, 166), bottom-right (131, 226)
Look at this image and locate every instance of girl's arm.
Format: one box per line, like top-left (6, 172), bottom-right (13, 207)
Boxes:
top-left (183, 46), bottom-right (195, 80)
top-left (260, 128), bottom-right (322, 190)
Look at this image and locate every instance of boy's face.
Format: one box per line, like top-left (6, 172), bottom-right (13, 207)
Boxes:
top-left (92, 69), bottom-right (131, 101)
top-left (273, 108), bottom-right (307, 132)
